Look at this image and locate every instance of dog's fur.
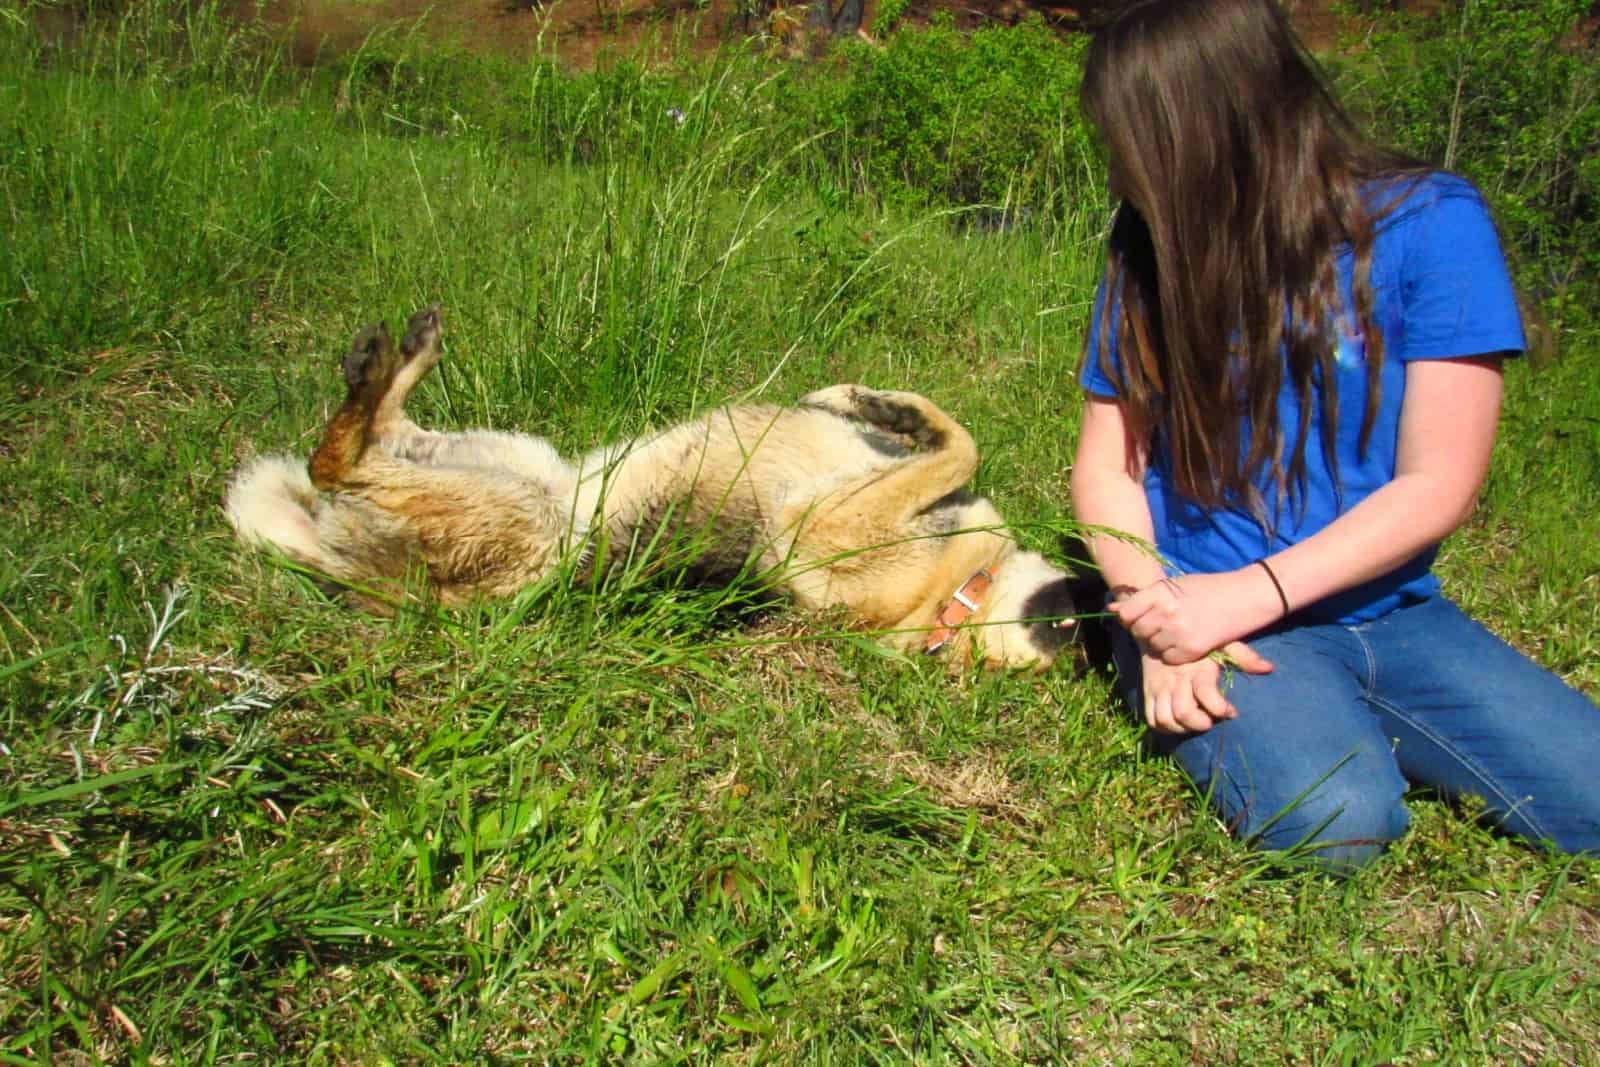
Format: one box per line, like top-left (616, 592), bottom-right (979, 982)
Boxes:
top-left (226, 306), bottom-right (1078, 668)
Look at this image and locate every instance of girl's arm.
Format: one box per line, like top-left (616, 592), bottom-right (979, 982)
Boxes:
top-left (1115, 354), bottom-right (1507, 664)
top-left (1266, 354), bottom-right (1504, 605)
top-left (1068, 395), bottom-right (1166, 595)
top-left (1072, 395), bottom-right (1272, 733)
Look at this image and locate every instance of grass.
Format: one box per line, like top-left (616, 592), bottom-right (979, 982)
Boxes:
top-left (2, 2), bottom-right (1598, 1063)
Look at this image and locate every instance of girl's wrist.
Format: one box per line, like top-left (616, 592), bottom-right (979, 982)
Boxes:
top-left (1224, 562), bottom-right (1292, 639)
top-left (1254, 558), bottom-right (1291, 619)
top-left (1228, 563), bottom-right (1292, 639)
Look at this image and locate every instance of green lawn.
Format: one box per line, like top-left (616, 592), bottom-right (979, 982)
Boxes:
top-left (2, 4), bottom-right (1598, 1064)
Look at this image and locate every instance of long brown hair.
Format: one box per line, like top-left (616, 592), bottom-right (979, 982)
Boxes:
top-left (1080, 0), bottom-right (1426, 517)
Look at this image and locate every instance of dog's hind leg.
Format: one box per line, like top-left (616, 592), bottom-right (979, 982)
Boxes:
top-left (344, 466), bottom-right (583, 601)
top-left (294, 307), bottom-right (581, 600)
top-left (308, 305), bottom-right (450, 490)
top-left (372, 304), bottom-right (444, 439)
top-left (308, 321), bottom-right (404, 490)
top-left (248, 452), bottom-right (581, 603)
top-left (226, 453), bottom-right (420, 594)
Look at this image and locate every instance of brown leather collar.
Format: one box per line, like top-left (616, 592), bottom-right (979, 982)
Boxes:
top-left (924, 566), bottom-right (998, 655)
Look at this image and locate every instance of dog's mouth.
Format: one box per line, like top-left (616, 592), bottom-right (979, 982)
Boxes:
top-left (1019, 577), bottom-right (1080, 660)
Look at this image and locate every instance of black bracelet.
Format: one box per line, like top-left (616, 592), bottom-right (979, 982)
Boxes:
top-left (1256, 558), bottom-right (1291, 618)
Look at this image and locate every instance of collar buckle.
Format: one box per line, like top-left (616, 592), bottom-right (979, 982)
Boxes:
top-left (924, 567), bottom-right (997, 655)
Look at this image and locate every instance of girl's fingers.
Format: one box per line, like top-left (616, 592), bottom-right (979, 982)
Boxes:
top-left (1171, 691), bottom-right (1211, 733)
top-left (1148, 688), bottom-right (1186, 734)
top-left (1194, 672), bottom-right (1237, 720)
top-left (1146, 679), bottom-right (1219, 734)
top-left (1221, 639), bottom-right (1274, 674)
top-left (1111, 582), bottom-right (1170, 625)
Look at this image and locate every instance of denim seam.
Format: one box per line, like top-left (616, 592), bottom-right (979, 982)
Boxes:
top-left (1348, 624), bottom-right (1378, 704)
top-left (1352, 625), bottom-right (1552, 843)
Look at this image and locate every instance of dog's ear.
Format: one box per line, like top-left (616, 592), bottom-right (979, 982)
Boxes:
top-left (1056, 530), bottom-right (1095, 572)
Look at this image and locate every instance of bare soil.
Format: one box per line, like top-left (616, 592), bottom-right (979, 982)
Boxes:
top-left (254, 0), bottom-right (1357, 69)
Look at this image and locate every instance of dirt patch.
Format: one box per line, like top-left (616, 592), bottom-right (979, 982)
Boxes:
top-left (250, 0), bottom-right (1088, 68)
top-left (258, 0), bottom-right (1382, 68)
top-left (262, 0), bottom-right (760, 67)
top-left (37, 0), bottom-right (1411, 69)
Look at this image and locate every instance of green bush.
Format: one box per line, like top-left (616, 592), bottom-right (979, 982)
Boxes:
top-left (1338, 0), bottom-right (1600, 312)
top-left (820, 15), bottom-right (1092, 210)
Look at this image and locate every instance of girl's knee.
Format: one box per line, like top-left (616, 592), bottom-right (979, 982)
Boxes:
top-left (1234, 770), bottom-right (1411, 873)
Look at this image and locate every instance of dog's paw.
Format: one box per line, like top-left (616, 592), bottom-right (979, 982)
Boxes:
top-left (854, 391), bottom-right (946, 449)
top-left (853, 391), bottom-right (927, 437)
top-left (801, 385), bottom-right (944, 448)
top-left (401, 303), bottom-right (443, 360)
top-left (342, 321), bottom-right (401, 398)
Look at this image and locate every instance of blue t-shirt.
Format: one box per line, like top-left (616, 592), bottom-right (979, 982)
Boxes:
top-left (1079, 172), bottom-right (1525, 624)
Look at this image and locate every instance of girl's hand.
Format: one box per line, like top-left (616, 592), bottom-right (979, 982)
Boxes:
top-left (1140, 642), bottom-right (1273, 734)
top-left (1111, 570), bottom-right (1284, 665)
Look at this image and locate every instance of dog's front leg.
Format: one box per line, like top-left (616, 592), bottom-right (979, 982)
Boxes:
top-left (798, 387), bottom-right (981, 522)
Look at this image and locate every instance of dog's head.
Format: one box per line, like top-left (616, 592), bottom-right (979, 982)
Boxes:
top-left (965, 551), bottom-right (1081, 670)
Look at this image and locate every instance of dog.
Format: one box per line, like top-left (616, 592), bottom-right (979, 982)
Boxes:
top-left (226, 306), bottom-right (1079, 668)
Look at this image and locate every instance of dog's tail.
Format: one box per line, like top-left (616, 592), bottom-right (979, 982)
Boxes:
top-left (225, 454), bottom-right (341, 573)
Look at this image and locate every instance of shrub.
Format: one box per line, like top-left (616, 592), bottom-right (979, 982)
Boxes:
top-left (820, 15), bottom-right (1093, 210)
top-left (1338, 0), bottom-right (1600, 311)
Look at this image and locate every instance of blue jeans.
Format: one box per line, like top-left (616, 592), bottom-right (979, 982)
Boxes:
top-left (1110, 595), bottom-right (1600, 871)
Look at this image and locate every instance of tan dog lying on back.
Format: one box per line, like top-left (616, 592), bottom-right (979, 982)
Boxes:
top-left (227, 306), bottom-right (1078, 667)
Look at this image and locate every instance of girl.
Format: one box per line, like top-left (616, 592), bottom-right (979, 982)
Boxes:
top-left (1068, 0), bottom-right (1600, 870)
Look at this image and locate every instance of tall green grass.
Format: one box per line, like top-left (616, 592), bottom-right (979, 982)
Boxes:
top-left (1, 2), bottom-right (1597, 1063)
